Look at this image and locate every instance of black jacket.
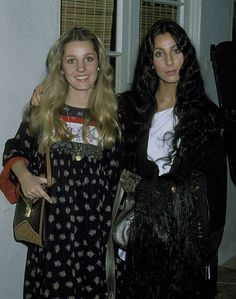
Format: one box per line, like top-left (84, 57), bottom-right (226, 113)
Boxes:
top-left (118, 91), bottom-right (227, 299)
top-left (118, 91), bottom-right (227, 234)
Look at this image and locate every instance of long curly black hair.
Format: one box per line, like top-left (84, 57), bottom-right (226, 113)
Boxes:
top-left (122, 19), bottom-right (222, 165)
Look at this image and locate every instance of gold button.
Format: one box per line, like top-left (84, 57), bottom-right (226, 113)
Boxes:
top-left (75, 155), bottom-right (81, 161)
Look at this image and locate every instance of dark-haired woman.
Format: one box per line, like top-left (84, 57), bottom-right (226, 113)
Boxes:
top-left (118, 20), bottom-right (227, 299)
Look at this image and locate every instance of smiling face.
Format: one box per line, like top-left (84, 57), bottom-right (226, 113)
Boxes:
top-left (61, 40), bottom-right (99, 93)
top-left (153, 32), bottom-right (184, 86)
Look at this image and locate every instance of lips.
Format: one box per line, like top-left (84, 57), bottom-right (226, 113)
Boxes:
top-left (75, 75), bottom-right (89, 81)
top-left (165, 70), bottom-right (177, 76)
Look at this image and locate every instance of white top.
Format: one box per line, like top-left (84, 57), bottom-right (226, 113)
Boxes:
top-left (118, 108), bottom-right (178, 261)
top-left (147, 107), bottom-right (178, 175)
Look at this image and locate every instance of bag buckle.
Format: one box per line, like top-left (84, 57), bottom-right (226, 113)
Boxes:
top-left (25, 202), bottom-right (33, 217)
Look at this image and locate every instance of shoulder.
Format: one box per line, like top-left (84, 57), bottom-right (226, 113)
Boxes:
top-left (206, 99), bottom-right (223, 122)
top-left (203, 99), bottom-right (225, 139)
top-left (117, 91), bottom-right (137, 115)
top-left (117, 91), bottom-right (138, 128)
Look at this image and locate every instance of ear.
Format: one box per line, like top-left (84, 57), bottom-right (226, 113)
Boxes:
top-left (60, 69), bottom-right (64, 75)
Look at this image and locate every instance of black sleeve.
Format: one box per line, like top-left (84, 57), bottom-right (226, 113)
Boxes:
top-left (205, 132), bottom-right (227, 234)
top-left (117, 91), bottom-right (142, 171)
top-left (224, 117), bottom-right (236, 186)
top-left (3, 120), bottom-right (36, 166)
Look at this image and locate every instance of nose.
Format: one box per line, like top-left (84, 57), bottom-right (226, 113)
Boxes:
top-left (76, 61), bottom-right (86, 72)
top-left (165, 53), bottom-right (174, 66)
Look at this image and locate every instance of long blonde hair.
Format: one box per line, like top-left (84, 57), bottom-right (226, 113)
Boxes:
top-left (27, 27), bottom-right (121, 152)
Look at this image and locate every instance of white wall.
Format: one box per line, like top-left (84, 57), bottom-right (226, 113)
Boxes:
top-left (0, 1), bottom-right (60, 298)
top-left (199, 0), bottom-right (236, 265)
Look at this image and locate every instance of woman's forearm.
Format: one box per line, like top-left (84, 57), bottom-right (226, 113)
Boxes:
top-left (11, 159), bottom-right (31, 184)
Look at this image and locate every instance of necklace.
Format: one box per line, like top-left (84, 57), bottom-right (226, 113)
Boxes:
top-left (65, 104), bottom-right (82, 161)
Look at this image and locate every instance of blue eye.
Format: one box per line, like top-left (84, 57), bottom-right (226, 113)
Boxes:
top-left (67, 58), bottom-right (76, 64)
top-left (84, 56), bottom-right (95, 64)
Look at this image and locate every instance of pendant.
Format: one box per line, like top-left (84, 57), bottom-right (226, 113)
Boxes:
top-left (75, 154), bottom-right (81, 161)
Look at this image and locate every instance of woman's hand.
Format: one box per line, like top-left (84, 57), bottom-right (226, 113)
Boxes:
top-left (31, 84), bottom-right (43, 106)
top-left (12, 159), bottom-right (52, 203)
top-left (19, 171), bottom-right (53, 203)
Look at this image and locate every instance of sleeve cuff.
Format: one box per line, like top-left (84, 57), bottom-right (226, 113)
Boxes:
top-left (0, 157), bottom-right (29, 204)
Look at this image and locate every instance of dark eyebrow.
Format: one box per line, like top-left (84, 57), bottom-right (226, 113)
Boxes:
top-left (154, 44), bottom-right (177, 51)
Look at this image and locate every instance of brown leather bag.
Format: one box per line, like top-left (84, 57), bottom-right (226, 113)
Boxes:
top-left (13, 146), bottom-right (52, 247)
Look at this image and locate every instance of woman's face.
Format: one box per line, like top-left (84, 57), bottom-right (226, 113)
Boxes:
top-left (61, 40), bottom-right (99, 92)
top-left (152, 32), bottom-right (184, 85)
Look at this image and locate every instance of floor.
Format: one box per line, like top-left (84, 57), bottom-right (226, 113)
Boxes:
top-left (217, 256), bottom-right (236, 299)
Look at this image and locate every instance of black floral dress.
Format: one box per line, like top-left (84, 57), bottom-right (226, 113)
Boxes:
top-left (3, 105), bottom-right (124, 299)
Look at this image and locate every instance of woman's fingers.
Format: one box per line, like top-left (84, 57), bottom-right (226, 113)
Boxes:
top-left (31, 84), bottom-right (43, 106)
top-left (40, 189), bottom-right (53, 203)
top-left (21, 175), bottom-right (53, 203)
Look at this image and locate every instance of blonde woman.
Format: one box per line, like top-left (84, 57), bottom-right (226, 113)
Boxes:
top-left (0, 27), bottom-right (123, 298)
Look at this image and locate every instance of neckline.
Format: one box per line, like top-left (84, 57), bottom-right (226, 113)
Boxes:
top-left (156, 107), bottom-right (174, 114)
top-left (65, 104), bottom-right (90, 111)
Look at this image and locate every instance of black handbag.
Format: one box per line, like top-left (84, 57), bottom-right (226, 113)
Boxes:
top-left (106, 169), bottom-right (141, 299)
top-left (13, 146), bottom-right (52, 247)
top-left (112, 169), bottom-right (141, 250)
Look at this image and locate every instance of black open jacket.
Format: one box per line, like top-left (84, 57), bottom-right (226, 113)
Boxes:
top-left (117, 91), bottom-right (227, 299)
top-left (118, 91), bottom-right (227, 235)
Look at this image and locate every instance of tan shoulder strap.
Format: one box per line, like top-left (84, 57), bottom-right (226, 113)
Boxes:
top-left (46, 146), bottom-right (52, 188)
